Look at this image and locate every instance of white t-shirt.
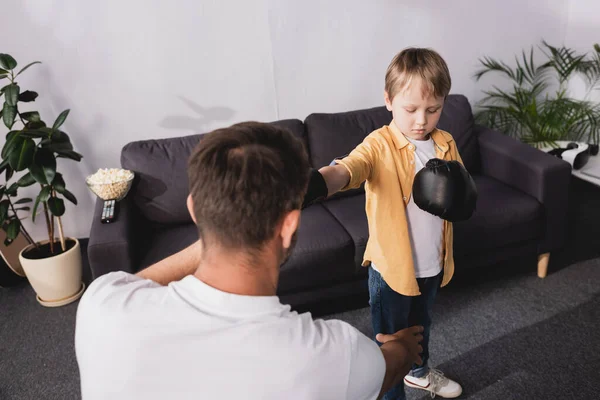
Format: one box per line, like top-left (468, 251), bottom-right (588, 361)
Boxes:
top-left (372, 135), bottom-right (443, 279)
top-left (75, 271), bottom-right (385, 400)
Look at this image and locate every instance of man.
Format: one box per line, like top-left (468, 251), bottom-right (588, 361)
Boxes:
top-left (75, 122), bottom-right (423, 399)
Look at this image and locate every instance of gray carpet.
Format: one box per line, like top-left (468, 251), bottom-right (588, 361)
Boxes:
top-left (1, 178), bottom-right (599, 400)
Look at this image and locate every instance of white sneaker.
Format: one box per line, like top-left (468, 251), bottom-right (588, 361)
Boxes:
top-left (404, 368), bottom-right (463, 398)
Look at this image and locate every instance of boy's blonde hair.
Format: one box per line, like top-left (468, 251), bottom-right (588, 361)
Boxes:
top-left (385, 47), bottom-right (451, 100)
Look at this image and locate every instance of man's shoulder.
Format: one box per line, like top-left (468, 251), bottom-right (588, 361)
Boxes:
top-left (79, 271), bottom-right (161, 312)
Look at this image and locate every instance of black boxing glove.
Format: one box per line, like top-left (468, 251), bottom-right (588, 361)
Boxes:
top-left (412, 158), bottom-right (477, 222)
top-left (302, 169), bottom-right (328, 209)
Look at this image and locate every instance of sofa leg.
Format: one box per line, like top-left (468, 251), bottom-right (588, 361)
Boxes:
top-left (537, 253), bottom-right (550, 278)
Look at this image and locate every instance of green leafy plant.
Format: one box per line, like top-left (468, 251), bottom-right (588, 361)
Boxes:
top-left (474, 41), bottom-right (600, 147)
top-left (0, 53), bottom-right (82, 255)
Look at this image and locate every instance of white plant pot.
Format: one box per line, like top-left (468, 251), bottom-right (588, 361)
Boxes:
top-left (19, 238), bottom-right (85, 307)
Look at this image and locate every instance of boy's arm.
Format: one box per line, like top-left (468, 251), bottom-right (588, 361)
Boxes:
top-left (135, 240), bottom-right (203, 285)
top-left (318, 164), bottom-right (351, 197)
top-left (307, 135), bottom-right (379, 203)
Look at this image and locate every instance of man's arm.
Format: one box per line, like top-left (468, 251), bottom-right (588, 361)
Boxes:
top-left (376, 326), bottom-right (424, 399)
top-left (136, 240), bottom-right (203, 285)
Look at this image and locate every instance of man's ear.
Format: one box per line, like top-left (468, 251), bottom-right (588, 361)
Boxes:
top-left (280, 210), bottom-right (300, 249)
top-left (187, 194), bottom-right (197, 224)
top-left (384, 91), bottom-right (393, 111)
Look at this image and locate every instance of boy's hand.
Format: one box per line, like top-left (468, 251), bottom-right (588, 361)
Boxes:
top-left (376, 325), bottom-right (424, 366)
top-left (412, 158), bottom-right (477, 222)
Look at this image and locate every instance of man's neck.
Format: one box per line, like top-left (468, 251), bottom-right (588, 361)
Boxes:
top-left (193, 248), bottom-right (280, 296)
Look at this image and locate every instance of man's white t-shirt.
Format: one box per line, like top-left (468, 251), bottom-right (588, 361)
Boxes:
top-left (372, 135), bottom-right (443, 278)
top-left (75, 271), bottom-right (385, 400)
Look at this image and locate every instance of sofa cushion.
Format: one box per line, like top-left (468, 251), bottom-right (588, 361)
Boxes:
top-left (453, 175), bottom-right (543, 257)
top-left (305, 106), bottom-right (393, 169)
top-left (278, 204), bottom-right (356, 295)
top-left (305, 107), bottom-right (392, 199)
top-left (437, 94), bottom-right (480, 173)
top-left (121, 119), bottom-right (307, 225)
top-left (321, 194), bottom-right (369, 274)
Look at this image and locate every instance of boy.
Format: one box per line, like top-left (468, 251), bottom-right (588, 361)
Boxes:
top-left (307, 48), bottom-right (466, 399)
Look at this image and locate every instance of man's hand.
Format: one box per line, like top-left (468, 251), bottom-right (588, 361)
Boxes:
top-left (377, 326), bottom-right (424, 366)
top-left (377, 326), bottom-right (424, 399)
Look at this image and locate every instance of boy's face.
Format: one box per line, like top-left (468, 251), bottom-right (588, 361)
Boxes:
top-left (384, 76), bottom-right (445, 141)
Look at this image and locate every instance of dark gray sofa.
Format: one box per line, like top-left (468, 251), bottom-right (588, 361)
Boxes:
top-left (87, 95), bottom-right (572, 309)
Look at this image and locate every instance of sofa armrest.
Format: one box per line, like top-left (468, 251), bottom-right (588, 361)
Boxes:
top-left (476, 124), bottom-right (572, 253)
top-left (87, 196), bottom-right (137, 279)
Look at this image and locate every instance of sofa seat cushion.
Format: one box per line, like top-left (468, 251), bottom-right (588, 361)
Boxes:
top-left (278, 204), bottom-right (356, 295)
top-left (322, 194), bottom-right (369, 274)
top-left (453, 175), bottom-right (543, 257)
top-left (121, 119), bottom-right (307, 225)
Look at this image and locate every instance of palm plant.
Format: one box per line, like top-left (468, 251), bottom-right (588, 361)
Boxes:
top-left (474, 41), bottom-right (600, 147)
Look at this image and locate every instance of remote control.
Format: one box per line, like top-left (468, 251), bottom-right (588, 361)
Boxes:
top-left (101, 199), bottom-right (117, 223)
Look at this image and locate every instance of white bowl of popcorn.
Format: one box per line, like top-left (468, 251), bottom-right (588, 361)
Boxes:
top-left (85, 168), bottom-right (135, 201)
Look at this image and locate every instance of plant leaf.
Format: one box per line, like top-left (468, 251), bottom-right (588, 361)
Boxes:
top-left (47, 196), bottom-right (65, 217)
top-left (51, 130), bottom-right (71, 143)
top-left (0, 158), bottom-right (8, 175)
top-left (2, 132), bottom-right (21, 159)
top-left (62, 189), bottom-right (77, 205)
top-left (14, 197), bottom-right (32, 204)
top-left (0, 54), bottom-right (17, 70)
top-left (4, 84), bottom-right (20, 106)
top-left (55, 150), bottom-right (83, 162)
top-left (15, 206), bottom-right (30, 211)
top-left (0, 68), bottom-right (8, 74)
top-left (0, 200), bottom-right (9, 222)
top-left (52, 109), bottom-right (70, 131)
top-left (6, 219), bottom-right (20, 240)
top-left (8, 138), bottom-right (35, 171)
top-left (18, 90), bottom-right (38, 102)
top-left (32, 186), bottom-right (51, 223)
top-left (33, 147), bottom-right (57, 184)
top-left (2, 102), bottom-right (17, 129)
top-left (19, 129), bottom-right (47, 139)
top-left (21, 111), bottom-right (40, 122)
top-left (6, 183), bottom-right (18, 196)
top-left (24, 120), bottom-right (46, 130)
top-left (17, 173), bottom-right (36, 187)
top-left (16, 61), bottom-right (41, 77)
top-left (52, 173), bottom-right (66, 193)
top-left (5, 164), bottom-right (13, 181)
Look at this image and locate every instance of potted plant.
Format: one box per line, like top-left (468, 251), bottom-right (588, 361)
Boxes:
top-left (473, 41), bottom-right (600, 149)
top-left (0, 53), bottom-right (84, 306)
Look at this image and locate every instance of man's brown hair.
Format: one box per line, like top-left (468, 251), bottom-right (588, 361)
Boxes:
top-left (385, 47), bottom-right (451, 100)
top-left (187, 122), bottom-right (309, 250)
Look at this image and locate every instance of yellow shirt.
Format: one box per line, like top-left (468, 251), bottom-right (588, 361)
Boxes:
top-left (335, 122), bottom-right (463, 296)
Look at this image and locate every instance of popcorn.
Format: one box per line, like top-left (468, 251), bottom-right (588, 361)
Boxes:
top-left (86, 168), bottom-right (134, 201)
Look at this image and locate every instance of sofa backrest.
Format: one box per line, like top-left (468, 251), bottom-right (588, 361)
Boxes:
top-left (437, 94), bottom-right (480, 173)
top-left (304, 94), bottom-right (479, 173)
top-left (121, 119), bottom-right (306, 225)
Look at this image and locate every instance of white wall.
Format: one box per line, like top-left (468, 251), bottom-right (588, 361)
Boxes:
top-left (1, 0), bottom-right (585, 239)
top-left (565, 0), bottom-right (600, 101)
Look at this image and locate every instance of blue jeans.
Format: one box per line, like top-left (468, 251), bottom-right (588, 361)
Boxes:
top-left (368, 266), bottom-right (442, 400)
